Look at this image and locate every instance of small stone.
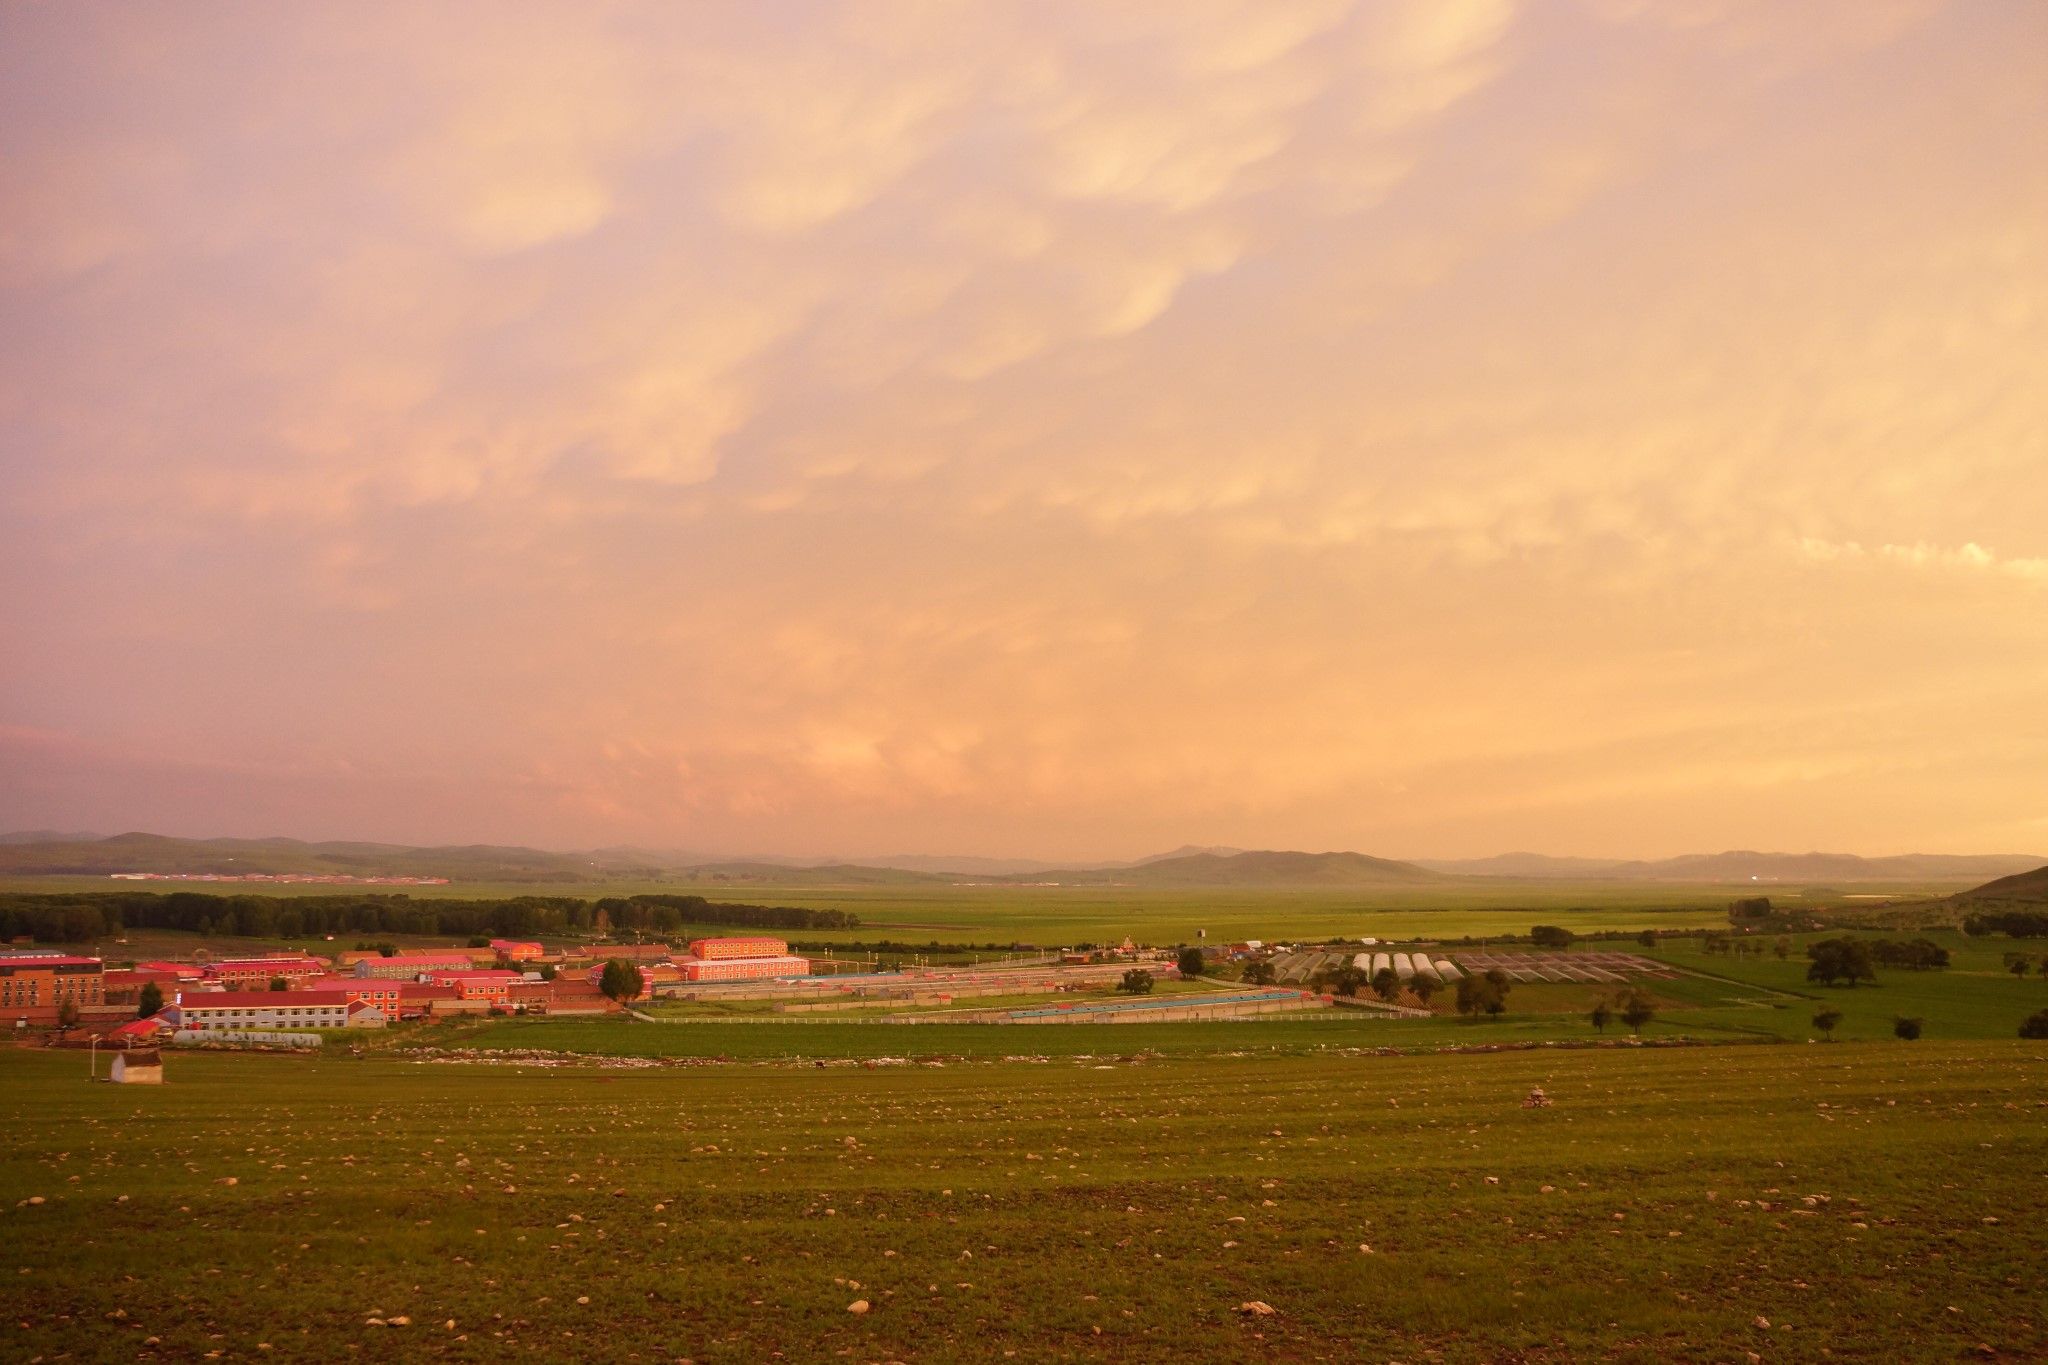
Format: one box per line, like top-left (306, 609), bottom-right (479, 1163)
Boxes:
top-left (847, 1300), bottom-right (870, 1315)
top-left (1238, 1301), bottom-right (1277, 1317)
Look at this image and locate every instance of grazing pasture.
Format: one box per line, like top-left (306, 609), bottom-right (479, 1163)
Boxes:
top-left (2, 1043), bottom-right (2042, 1363)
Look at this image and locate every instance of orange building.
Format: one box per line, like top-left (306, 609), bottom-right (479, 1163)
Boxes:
top-left (209, 956), bottom-right (327, 989)
top-left (688, 936), bottom-right (789, 961)
top-left (0, 951), bottom-right (107, 1027)
top-left (423, 969), bottom-right (523, 1005)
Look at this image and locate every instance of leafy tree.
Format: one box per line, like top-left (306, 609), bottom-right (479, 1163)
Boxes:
top-left (1773, 937), bottom-right (1792, 960)
top-left (1636, 931), bottom-right (1657, 950)
top-left (598, 959), bottom-right (645, 1003)
top-left (268, 976), bottom-right (289, 992)
top-left (1371, 968), bottom-right (1402, 1002)
top-left (1118, 968), bottom-right (1154, 995)
top-left (1589, 1001), bottom-right (1612, 1034)
top-left (1312, 962), bottom-right (1368, 998)
top-left (1805, 938), bottom-right (1876, 988)
top-left (1176, 947), bottom-right (1205, 978)
top-left (1892, 1016), bottom-right (1923, 1041)
top-left (57, 998), bottom-right (79, 1029)
top-left (138, 982), bottom-right (163, 1019)
top-left (1457, 969), bottom-right (1513, 1018)
top-left (1531, 925), bottom-right (1574, 950)
top-left (537, 962), bottom-right (557, 982)
top-left (1409, 974), bottom-right (1438, 1006)
top-left (1618, 988), bottom-right (1656, 1036)
top-left (2004, 952), bottom-right (2032, 980)
top-left (468, 935), bottom-right (493, 948)
top-left (2020, 1010), bottom-right (2048, 1040)
top-left (1812, 1007), bottom-right (1844, 1042)
top-left (1240, 959), bottom-right (1276, 986)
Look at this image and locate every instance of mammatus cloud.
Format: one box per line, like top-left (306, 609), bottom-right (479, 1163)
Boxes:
top-left (1, 0), bottom-right (2044, 857)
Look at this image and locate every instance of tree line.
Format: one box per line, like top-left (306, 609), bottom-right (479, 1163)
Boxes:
top-left (0, 890), bottom-right (858, 945)
top-left (1963, 911), bottom-right (2048, 939)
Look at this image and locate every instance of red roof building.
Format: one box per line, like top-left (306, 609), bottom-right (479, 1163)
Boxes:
top-left (423, 969), bottom-right (522, 1003)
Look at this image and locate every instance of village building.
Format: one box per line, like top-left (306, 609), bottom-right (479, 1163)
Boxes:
top-left (351, 952), bottom-right (479, 980)
top-left (489, 939), bottom-right (545, 961)
top-left (0, 951), bottom-right (108, 1027)
top-left (170, 989), bottom-right (386, 1031)
top-left (111, 1048), bottom-right (164, 1084)
top-left (207, 955), bottom-right (328, 989)
top-left (676, 937), bottom-right (810, 983)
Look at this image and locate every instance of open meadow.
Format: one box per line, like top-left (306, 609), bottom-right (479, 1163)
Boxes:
top-left (3, 1041), bottom-right (2043, 1363)
top-left (7, 875), bottom-right (1965, 952)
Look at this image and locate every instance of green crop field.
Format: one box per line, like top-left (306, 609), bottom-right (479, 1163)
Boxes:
top-left (3, 1042), bottom-right (2043, 1363)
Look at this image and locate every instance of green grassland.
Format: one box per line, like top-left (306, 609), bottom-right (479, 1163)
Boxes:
top-left (3, 1042), bottom-right (2043, 1362)
top-left (14, 875), bottom-right (1954, 950)
top-left (1640, 930), bottom-right (2048, 1042)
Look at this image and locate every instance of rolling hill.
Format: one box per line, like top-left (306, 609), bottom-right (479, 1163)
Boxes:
top-left (990, 849), bottom-right (1440, 887)
top-left (1951, 863), bottom-right (2048, 905)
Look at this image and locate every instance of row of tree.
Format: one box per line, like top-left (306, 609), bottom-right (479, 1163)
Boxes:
top-left (1962, 911), bottom-right (2048, 939)
top-left (0, 890), bottom-right (858, 945)
top-left (1803, 936), bottom-right (1954, 986)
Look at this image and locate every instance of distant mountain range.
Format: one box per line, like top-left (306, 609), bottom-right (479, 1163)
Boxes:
top-left (1414, 850), bottom-right (2047, 883)
top-left (0, 832), bottom-right (2036, 888)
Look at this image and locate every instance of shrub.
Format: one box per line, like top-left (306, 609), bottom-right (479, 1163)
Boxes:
top-left (2020, 1010), bottom-right (2048, 1040)
top-left (1813, 1007), bottom-right (1843, 1041)
top-left (1176, 947), bottom-right (1205, 978)
top-left (1118, 969), bottom-right (1154, 995)
top-left (1892, 1016), bottom-right (1923, 1041)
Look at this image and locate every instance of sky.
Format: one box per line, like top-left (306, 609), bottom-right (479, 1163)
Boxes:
top-left (2, 0), bottom-right (2045, 861)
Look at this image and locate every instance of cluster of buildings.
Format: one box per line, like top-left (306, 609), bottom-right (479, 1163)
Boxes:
top-left (4, 934), bottom-right (811, 1040)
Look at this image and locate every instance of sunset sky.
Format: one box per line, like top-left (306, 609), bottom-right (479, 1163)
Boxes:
top-left (3, 1), bottom-right (2044, 860)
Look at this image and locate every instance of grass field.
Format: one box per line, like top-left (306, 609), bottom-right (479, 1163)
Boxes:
top-left (11, 875), bottom-right (1967, 947)
top-left (3, 1042), bottom-right (2042, 1363)
top-left (1642, 930), bottom-right (2048, 1042)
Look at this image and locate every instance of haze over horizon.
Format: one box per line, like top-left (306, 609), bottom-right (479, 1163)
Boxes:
top-left (4, 1), bottom-right (2045, 862)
